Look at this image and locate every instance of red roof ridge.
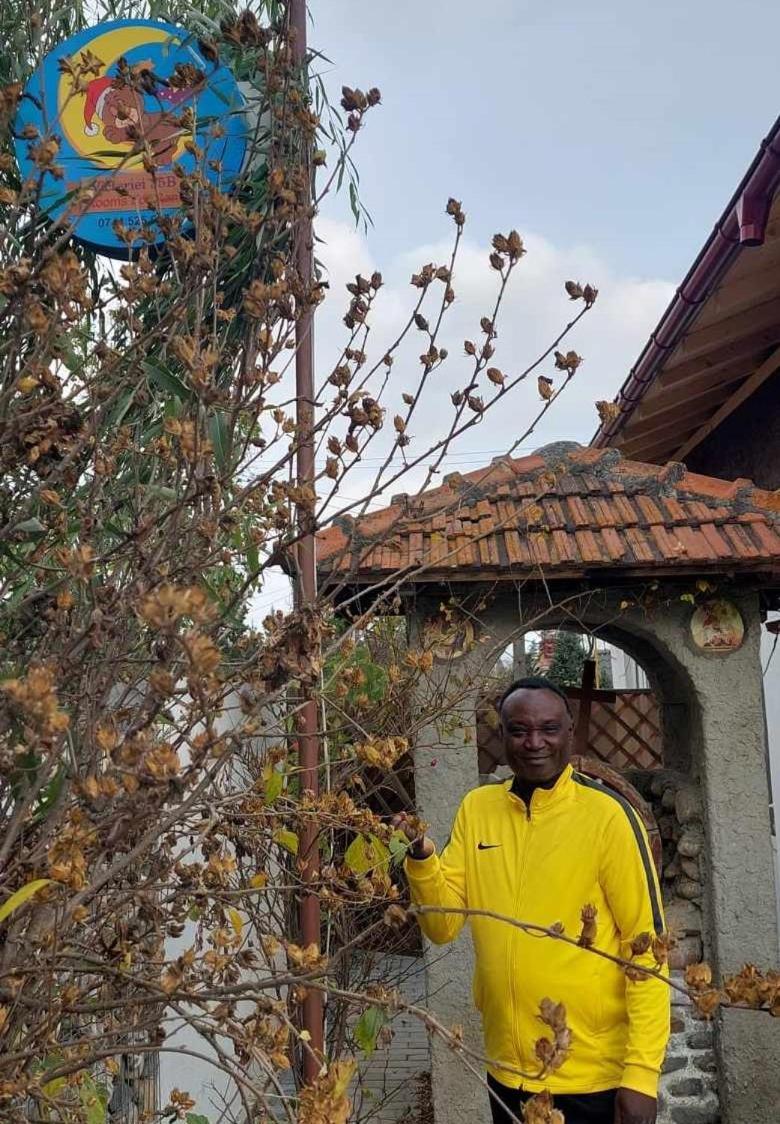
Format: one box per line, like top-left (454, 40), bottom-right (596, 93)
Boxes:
top-left (316, 446), bottom-right (780, 580)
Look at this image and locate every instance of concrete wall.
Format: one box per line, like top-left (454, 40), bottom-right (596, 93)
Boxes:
top-left (411, 623), bottom-right (497, 1124)
top-left (759, 619), bottom-right (780, 933)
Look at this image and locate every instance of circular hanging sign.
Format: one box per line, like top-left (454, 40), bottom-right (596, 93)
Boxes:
top-left (14, 20), bottom-right (247, 258)
top-left (690, 598), bottom-right (745, 653)
top-left (424, 612), bottom-right (476, 662)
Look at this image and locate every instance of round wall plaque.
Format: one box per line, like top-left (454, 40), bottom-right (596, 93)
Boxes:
top-left (425, 612), bottom-right (476, 661)
top-left (690, 598), bottom-right (745, 652)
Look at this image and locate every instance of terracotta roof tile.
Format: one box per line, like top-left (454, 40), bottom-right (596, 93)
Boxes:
top-left (529, 531), bottom-right (551, 566)
top-left (574, 529), bottom-right (604, 564)
top-left (566, 496), bottom-right (591, 527)
top-left (753, 521), bottom-right (780, 555)
top-left (635, 495), bottom-right (665, 524)
top-left (699, 523), bottom-right (733, 559)
top-left (722, 523), bottom-right (761, 559)
top-left (601, 526), bottom-right (627, 559)
top-left (551, 528), bottom-right (577, 564)
top-left (317, 447), bottom-right (780, 583)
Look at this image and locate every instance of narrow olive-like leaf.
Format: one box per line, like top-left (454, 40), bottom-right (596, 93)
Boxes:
top-left (143, 360), bottom-right (192, 402)
top-left (209, 411), bottom-right (230, 471)
top-left (0, 879), bottom-right (51, 925)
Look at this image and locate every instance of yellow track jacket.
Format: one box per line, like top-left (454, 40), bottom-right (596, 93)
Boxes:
top-left (405, 764), bottom-right (669, 1097)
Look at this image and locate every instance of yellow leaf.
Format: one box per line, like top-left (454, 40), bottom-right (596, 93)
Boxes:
top-left (0, 879), bottom-right (51, 925)
top-left (299, 1029), bottom-right (311, 1041)
top-left (331, 1060), bottom-right (357, 1099)
top-left (249, 873), bottom-right (268, 889)
top-left (273, 829), bottom-right (299, 855)
top-left (42, 1074), bottom-right (65, 1097)
top-left (228, 908), bottom-right (243, 937)
top-left (344, 834), bottom-right (390, 875)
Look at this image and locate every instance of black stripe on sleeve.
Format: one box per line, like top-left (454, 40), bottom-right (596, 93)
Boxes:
top-left (572, 772), bottom-right (664, 935)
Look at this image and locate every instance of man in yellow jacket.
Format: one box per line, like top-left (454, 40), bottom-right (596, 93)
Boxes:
top-left (399, 677), bottom-right (669, 1124)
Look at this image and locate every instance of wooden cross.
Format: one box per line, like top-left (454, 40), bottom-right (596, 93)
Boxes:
top-left (566, 658), bottom-right (617, 754)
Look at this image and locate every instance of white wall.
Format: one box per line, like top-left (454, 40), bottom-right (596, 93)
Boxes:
top-left (760, 618), bottom-right (780, 930)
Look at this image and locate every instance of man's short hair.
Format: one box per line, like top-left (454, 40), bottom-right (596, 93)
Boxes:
top-left (498, 676), bottom-right (573, 718)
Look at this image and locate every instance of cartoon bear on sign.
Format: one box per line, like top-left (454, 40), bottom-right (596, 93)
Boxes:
top-left (82, 64), bottom-right (189, 167)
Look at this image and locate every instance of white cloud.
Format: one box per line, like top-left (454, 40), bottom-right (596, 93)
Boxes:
top-left (314, 217), bottom-right (675, 474)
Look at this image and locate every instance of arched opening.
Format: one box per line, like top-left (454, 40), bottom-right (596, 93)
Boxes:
top-left (477, 628), bottom-right (668, 778)
top-left (475, 613), bottom-right (707, 970)
top-left (477, 616), bottom-right (698, 778)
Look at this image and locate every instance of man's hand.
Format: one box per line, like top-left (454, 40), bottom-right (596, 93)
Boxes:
top-left (391, 813), bottom-right (435, 860)
top-left (614, 1088), bottom-right (656, 1124)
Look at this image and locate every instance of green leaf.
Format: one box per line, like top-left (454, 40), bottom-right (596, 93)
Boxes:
top-left (273, 829), bottom-right (299, 855)
top-left (32, 765), bottom-right (66, 824)
top-left (142, 484), bottom-right (178, 502)
top-left (354, 1006), bottom-right (386, 1056)
top-left (344, 834), bottom-right (390, 875)
top-left (245, 541), bottom-right (260, 577)
top-left (143, 361), bottom-right (192, 402)
top-left (0, 879), bottom-right (51, 925)
top-left (680, 593), bottom-right (695, 604)
top-left (186, 1114), bottom-right (211, 1124)
top-left (80, 1074), bottom-right (109, 1124)
top-left (13, 517), bottom-right (46, 536)
top-left (264, 768), bottom-right (283, 804)
top-left (349, 180), bottom-right (360, 226)
top-left (106, 388), bottom-right (136, 429)
top-left (209, 411), bottom-right (230, 471)
top-left (388, 831), bottom-right (410, 865)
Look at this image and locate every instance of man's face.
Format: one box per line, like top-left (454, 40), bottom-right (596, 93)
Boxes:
top-left (500, 688), bottom-right (573, 784)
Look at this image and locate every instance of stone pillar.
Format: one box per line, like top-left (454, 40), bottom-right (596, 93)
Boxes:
top-left (411, 614), bottom-right (495, 1124)
top-left (642, 595), bottom-right (780, 1124)
top-left (512, 636), bottom-right (526, 678)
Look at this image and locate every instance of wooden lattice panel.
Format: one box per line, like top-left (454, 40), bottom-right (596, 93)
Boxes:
top-left (570, 690), bottom-right (662, 771)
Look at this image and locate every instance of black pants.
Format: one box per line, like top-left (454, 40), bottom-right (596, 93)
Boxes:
top-left (487, 1073), bottom-right (617, 1124)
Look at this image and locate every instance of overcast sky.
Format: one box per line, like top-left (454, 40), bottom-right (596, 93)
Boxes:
top-left (315, 0), bottom-right (780, 277)
top-left (301, 0), bottom-right (780, 479)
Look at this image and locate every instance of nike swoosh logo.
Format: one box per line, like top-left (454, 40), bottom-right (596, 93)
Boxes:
top-left (477, 842), bottom-right (501, 850)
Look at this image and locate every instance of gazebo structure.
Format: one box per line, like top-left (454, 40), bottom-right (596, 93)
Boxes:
top-left (318, 443), bottom-right (780, 1124)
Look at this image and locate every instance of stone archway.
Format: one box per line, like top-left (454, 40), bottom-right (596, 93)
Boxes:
top-left (319, 444), bottom-right (780, 1124)
top-left (411, 589), bottom-right (780, 1124)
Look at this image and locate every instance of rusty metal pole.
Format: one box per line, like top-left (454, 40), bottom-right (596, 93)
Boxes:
top-left (290, 0), bottom-right (324, 1084)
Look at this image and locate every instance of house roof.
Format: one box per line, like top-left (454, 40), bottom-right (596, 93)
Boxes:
top-left (591, 114), bottom-right (780, 464)
top-left (317, 446), bottom-right (780, 586)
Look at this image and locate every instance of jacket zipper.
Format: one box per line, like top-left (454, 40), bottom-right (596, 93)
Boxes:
top-left (510, 797), bottom-right (533, 1072)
